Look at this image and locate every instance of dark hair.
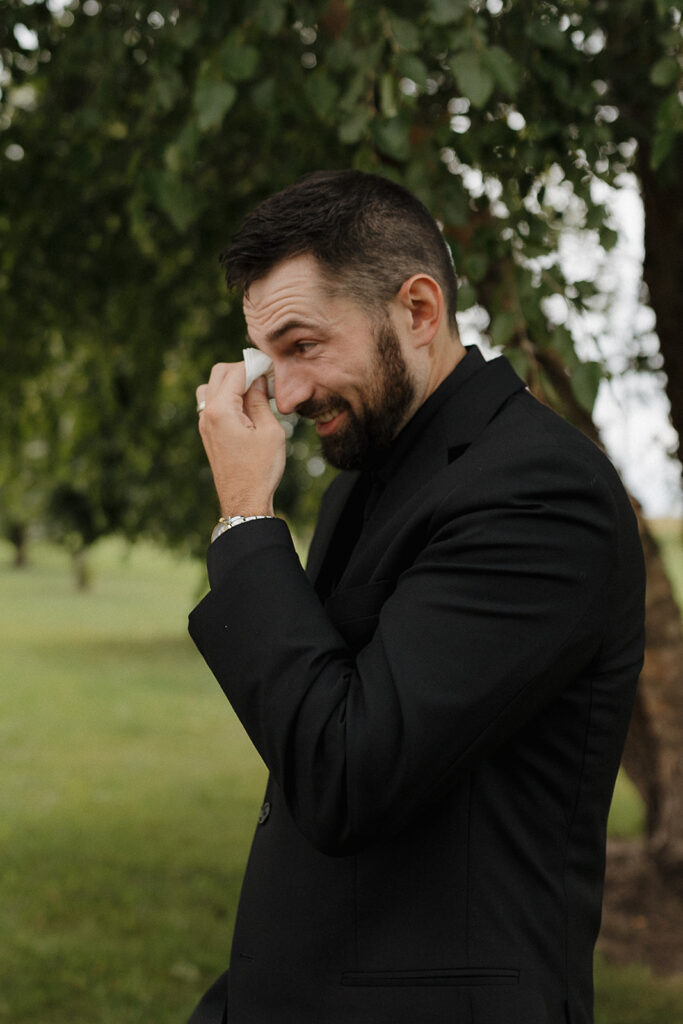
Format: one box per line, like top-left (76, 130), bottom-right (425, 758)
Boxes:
top-left (219, 170), bottom-right (458, 330)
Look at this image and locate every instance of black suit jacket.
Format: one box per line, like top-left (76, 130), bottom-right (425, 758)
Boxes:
top-left (188, 348), bottom-right (645, 1024)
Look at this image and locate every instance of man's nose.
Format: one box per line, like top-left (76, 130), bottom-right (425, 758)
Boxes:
top-left (273, 367), bottom-right (314, 416)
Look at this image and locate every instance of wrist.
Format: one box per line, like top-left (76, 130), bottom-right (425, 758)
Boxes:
top-left (210, 513), bottom-right (276, 543)
top-left (218, 493), bottom-right (275, 519)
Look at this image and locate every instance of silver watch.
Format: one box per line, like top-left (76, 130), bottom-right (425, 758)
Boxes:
top-left (210, 514), bottom-right (273, 543)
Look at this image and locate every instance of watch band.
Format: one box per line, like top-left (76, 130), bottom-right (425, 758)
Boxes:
top-left (210, 514), bottom-right (274, 543)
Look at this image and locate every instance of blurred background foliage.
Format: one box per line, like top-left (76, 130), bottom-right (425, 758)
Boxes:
top-left (0, 0), bottom-right (680, 563)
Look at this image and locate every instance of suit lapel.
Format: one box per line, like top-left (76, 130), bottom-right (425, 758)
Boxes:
top-left (342, 354), bottom-right (526, 580)
top-left (305, 351), bottom-right (525, 593)
top-left (305, 469), bottom-right (359, 586)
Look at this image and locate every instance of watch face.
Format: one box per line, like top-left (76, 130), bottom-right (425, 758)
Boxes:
top-left (211, 521), bottom-right (231, 544)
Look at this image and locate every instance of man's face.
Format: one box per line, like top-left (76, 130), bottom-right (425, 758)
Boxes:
top-left (244, 255), bottom-right (417, 470)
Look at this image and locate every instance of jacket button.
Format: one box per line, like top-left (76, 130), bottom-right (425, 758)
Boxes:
top-left (258, 801), bottom-right (271, 825)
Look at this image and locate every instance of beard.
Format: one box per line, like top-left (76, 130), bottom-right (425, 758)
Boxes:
top-left (297, 318), bottom-right (416, 471)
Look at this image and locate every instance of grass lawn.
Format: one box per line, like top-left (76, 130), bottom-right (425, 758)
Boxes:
top-left (0, 538), bottom-right (266, 1023)
top-left (1, 530), bottom-right (682, 1023)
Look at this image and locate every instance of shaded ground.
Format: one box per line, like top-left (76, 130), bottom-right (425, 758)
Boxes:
top-left (599, 840), bottom-right (683, 975)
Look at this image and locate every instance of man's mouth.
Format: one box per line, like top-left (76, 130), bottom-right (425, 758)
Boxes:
top-left (314, 407), bottom-right (348, 436)
top-left (315, 407), bottom-right (345, 425)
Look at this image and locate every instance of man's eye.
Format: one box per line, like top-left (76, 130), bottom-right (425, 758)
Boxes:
top-left (296, 342), bottom-right (317, 353)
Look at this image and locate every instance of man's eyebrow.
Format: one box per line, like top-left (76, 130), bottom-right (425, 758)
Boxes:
top-left (265, 318), bottom-right (326, 343)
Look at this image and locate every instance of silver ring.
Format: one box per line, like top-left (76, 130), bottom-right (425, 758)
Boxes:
top-left (196, 400), bottom-right (206, 414)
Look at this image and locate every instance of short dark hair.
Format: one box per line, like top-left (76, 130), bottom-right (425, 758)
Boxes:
top-left (219, 170), bottom-right (459, 329)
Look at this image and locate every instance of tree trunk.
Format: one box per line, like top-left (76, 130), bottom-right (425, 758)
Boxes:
top-left (623, 519), bottom-right (683, 870)
top-left (72, 547), bottom-right (91, 591)
top-left (8, 522), bottom-right (29, 568)
top-left (637, 151), bottom-right (683, 472)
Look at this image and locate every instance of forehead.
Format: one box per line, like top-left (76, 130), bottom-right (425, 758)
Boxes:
top-left (243, 254), bottom-right (354, 339)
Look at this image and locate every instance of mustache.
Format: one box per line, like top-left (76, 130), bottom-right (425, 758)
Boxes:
top-left (296, 396), bottom-right (351, 420)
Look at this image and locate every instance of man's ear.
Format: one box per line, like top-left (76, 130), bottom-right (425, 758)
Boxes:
top-left (396, 275), bottom-right (443, 349)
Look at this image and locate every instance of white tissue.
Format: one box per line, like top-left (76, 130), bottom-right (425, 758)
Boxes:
top-left (242, 348), bottom-right (274, 398)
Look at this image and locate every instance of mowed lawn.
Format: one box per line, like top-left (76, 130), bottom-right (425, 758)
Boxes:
top-left (0, 539), bottom-right (267, 1023)
top-left (1, 529), bottom-right (683, 1023)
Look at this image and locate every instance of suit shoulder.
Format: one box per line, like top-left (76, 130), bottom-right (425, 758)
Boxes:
top-left (482, 389), bottom-right (620, 481)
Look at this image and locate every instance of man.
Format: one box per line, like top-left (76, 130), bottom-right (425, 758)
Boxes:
top-left (187, 170), bottom-right (645, 1024)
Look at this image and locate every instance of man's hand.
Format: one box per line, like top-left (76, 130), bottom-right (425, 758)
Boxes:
top-left (196, 361), bottom-right (285, 517)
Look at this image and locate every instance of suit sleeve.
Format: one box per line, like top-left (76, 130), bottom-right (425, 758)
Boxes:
top-left (188, 445), bottom-right (620, 856)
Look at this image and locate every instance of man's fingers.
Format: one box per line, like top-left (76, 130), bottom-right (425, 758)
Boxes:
top-left (243, 377), bottom-right (278, 428)
top-left (206, 361), bottom-right (247, 401)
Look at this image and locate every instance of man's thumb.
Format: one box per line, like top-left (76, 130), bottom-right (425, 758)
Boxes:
top-left (243, 377), bottom-right (274, 423)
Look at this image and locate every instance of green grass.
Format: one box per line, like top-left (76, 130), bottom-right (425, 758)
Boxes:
top-left (595, 956), bottom-right (683, 1024)
top-left (1, 531), bottom-right (682, 1023)
top-left (607, 770), bottom-right (646, 839)
top-left (650, 518), bottom-right (683, 610)
top-left (0, 538), bottom-right (266, 1023)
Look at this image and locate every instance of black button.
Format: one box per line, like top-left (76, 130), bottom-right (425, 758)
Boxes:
top-left (258, 801), bottom-right (271, 825)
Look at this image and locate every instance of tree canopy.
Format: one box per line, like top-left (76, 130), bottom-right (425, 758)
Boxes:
top-left (1, 0), bottom-right (681, 552)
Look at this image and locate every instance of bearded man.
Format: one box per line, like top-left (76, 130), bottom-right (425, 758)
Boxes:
top-left (187, 170), bottom-right (644, 1024)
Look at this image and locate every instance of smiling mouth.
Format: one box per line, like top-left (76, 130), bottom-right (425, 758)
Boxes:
top-left (315, 407), bottom-right (345, 425)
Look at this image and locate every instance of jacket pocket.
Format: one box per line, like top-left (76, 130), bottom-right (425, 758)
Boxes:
top-left (341, 967), bottom-right (519, 987)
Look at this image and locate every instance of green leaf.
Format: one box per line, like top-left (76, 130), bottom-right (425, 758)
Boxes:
top-left (379, 73), bottom-right (398, 117)
top-left (397, 54), bottom-right (429, 90)
top-left (490, 311), bottom-right (519, 347)
top-left (151, 70), bottom-right (184, 113)
top-left (217, 38), bottom-right (260, 82)
top-left (456, 282), bottom-right (477, 311)
top-left (193, 80), bottom-right (237, 131)
top-left (371, 116), bottom-right (411, 161)
top-left (651, 93), bottom-right (683, 167)
top-left (174, 18), bottom-right (200, 49)
top-left (651, 126), bottom-right (676, 169)
top-left (339, 109), bottom-right (370, 144)
top-left (463, 250), bottom-right (488, 282)
top-left (388, 14), bottom-right (420, 52)
top-left (440, 190), bottom-right (469, 226)
top-left (448, 27), bottom-right (477, 53)
top-left (526, 20), bottom-right (567, 53)
top-left (428, 0), bottom-right (469, 26)
top-left (549, 325), bottom-right (579, 368)
top-left (599, 225), bottom-right (619, 251)
top-left (572, 361), bottom-right (602, 414)
top-left (503, 346), bottom-right (530, 380)
top-left (153, 171), bottom-right (206, 233)
top-left (253, 0), bottom-right (286, 35)
top-left (340, 69), bottom-right (369, 113)
top-left (450, 51), bottom-right (495, 108)
top-left (163, 120), bottom-right (199, 173)
top-left (650, 56), bottom-right (680, 89)
top-left (483, 46), bottom-right (520, 98)
top-left (327, 38), bottom-right (355, 74)
top-left (304, 71), bottom-right (340, 119)
top-left (250, 77), bottom-right (276, 111)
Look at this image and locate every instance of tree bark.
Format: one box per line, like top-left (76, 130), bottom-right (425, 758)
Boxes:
top-left (637, 150), bottom-right (683, 472)
top-left (624, 520), bottom-right (683, 870)
top-left (72, 547), bottom-right (92, 591)
top-left (8, 522), bottom-right (29, 568)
